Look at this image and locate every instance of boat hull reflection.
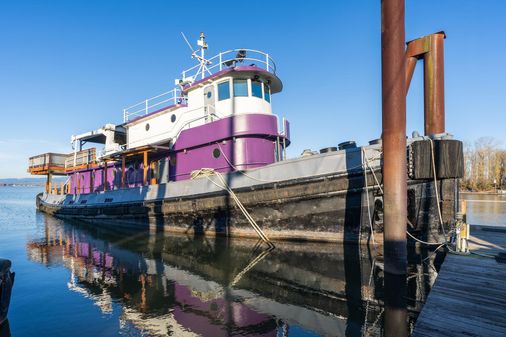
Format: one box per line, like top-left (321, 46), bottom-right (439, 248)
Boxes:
top-left (27, 215), bottom-right (432, 336)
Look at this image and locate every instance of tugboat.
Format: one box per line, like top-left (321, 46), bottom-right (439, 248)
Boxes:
top-left (28, 32), bottom-right (463, 244)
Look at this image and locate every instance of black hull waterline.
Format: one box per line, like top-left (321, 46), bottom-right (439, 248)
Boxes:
top-left (37, 139), bottom-right (464, 244)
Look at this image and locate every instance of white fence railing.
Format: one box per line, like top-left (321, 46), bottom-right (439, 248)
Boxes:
top-left (123, 88), bottom-right (187, 123)
top-left (65, 148), bottom-right (96, 168)
top-left (28, 153), bottom-right (67, 168)
top-left (182, 49), bottom-right (276, 82)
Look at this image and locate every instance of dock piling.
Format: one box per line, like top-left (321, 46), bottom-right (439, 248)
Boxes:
top-left (381, 0), bottom-right (408, 335)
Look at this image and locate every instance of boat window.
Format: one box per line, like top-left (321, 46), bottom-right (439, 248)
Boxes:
top-left (264, 83), bottom-right (271, 102)
top-left (233, 79), bottom-right (248, 97)
top-left (218, 81), bottom-right (230, 101)
top-left (251, 81), bottom-right (262, 98)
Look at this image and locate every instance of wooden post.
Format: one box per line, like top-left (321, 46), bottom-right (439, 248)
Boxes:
top-left (461, 199), bottom-right (467, 223)
top-left (121, 156), bottom-right (126, 189)
top-left (143, 151), bottom-right (148, 186)
top-left (150, 161), bottom-right (157, 185)
top-left (46, 173), bottom-right (53, 194)
top-left (76, 173), bottom-right (80, 195)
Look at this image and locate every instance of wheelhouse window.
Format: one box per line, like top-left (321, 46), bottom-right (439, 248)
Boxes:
top-left (218, 80), bottom-right (230, 101)
top-left (233, 79), bottom-right (248, 97)
top-left (251, 81), bottom-right (262, 98)
top-left (264, 83), bottom-right (271, 102)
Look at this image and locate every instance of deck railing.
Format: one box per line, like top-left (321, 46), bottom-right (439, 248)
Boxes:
top-left (122, 50), bottom-right (275, 123)
top-left (123, 88), bottom-right (187, 123)
top-left (28, 153), bottom-right (68, 174)
top-left (65, 148), bottom-right (97, 169)
top-left (181, 49), bottom-right (276, 82)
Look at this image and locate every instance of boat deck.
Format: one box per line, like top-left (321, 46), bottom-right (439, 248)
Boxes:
top-left (412, 225), bottom-right (506, 337)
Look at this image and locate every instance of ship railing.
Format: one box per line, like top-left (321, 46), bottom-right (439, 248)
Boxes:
top-left (182, 49), bottom-right (276, 82)
top-left (65, 148), bottom-right (97, 169)
top-left (28, 153), bottom-right (68, 174)
top-left (172, 105), bottom-right (222, 140)
top-left (123, 88), bottom-right (187, 123)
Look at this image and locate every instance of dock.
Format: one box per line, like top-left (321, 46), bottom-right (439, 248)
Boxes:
top-left (412, 225), bottom-right (506, 337)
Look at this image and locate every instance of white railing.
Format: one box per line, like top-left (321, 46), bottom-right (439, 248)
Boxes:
top-left (28, 153), bottom-right (68, 168)
top-left (123, 88), bottom-right (187, 123)
top-left (125, 105), bottom-right (222, 149)
top-left (65, 148), bottom-right (96, 168)
top-left (173, 106), bottom-right (222, 140)
top-left (182, 49), bottom-right (276, 82)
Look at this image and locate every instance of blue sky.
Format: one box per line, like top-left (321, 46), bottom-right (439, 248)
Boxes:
top-left (1, 0), bottom-right (505, 178)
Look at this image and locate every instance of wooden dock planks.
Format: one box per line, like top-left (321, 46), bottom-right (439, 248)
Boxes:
top-left (412, 226), bottom-right (506, 337)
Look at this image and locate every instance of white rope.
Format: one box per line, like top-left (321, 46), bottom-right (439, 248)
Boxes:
top-left (229, 246), bottom-right (274, 287)
top-left (362, 149), bottom-right (384, 195)
top-left (428, 139), bottom-right (445, 230)
top-left (406, 230), bottom-right (446, 246)
top-left (216, 142), bottom-right (279, 183)
top-left (362, 148), bottom-right (377, 248)
top-left (192, 168), bottom-right (275, 248)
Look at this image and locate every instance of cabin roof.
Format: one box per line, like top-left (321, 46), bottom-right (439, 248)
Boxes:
top-left (182, 66), bottom-right (283, 94)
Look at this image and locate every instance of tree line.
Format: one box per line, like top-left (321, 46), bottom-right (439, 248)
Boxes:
top-left (463, 137), bottom-right (506, 191)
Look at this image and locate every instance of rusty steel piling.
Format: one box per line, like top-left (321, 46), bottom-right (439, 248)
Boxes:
top-left (381, 0), bottom-right (408, 335)
top-left (405, 32), bottom-right (446, 135)
top-left (381, 0), bottom-right (407, 276)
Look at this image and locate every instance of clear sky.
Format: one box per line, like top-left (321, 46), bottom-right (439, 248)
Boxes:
top-left (1, 0), bottom-right (505, 178)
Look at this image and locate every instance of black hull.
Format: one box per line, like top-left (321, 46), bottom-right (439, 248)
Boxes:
top-left (37, 171), bottom-right (459, 244)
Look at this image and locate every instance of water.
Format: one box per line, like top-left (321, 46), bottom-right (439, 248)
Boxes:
top-left (462, 193), bottom-right (506, 227)
top-left (0, 187), bottom-right (439, 337)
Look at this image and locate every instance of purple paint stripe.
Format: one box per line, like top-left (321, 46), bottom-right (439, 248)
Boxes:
top-left (173, 113), bottom-right (279, 151)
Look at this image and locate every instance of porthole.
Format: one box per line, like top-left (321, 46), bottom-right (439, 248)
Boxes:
top-left (207, 91), bottom-right (212, 99)
top-left (171, 114), bottom-right (176, 123)
top-left (145, 123), bottom-right (150, 131)
top-left (213, 148), bottom-right (221, 158)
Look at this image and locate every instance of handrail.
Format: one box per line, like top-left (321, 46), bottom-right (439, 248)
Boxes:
top-left (181, 49), bottom-right (276, 82)
top-left (124, 105), bottom-right (222, 150)
top-left (123, 88), bottom-right (187, 122)
top-left (173, 109), bottom-right (222, 141)
top-left (123, 49), bottom-right (275, 122)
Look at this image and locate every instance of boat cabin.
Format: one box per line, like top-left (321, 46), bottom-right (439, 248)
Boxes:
top-left (28, 34), bottom-right (290, 195)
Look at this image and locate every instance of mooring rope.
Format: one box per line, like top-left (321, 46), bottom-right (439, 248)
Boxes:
top-left (362, 148), bottom-right (378, 249)
top-left (191, 168), bottom-right (275, 248)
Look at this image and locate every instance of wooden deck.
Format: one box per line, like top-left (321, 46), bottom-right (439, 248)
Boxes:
top-left (412, 225), bottom-right (506, 337)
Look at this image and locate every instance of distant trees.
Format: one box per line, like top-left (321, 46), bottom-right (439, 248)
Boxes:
top-left (463, 137), bottom-right (506, 191)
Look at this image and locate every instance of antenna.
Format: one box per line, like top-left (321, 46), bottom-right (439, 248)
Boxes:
top-left (180, 32), bottom-right (195, 54)
top-left (178, 32), bottom-right (211, 82)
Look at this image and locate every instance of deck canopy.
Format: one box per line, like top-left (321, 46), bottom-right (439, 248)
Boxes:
top-left (71, 124), bottom-right (126, 145)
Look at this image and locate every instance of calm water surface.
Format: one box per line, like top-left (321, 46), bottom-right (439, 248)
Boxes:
top-left (462, 193), bottom-right (506, 227)
top-left (0, 187), bottom-right (440, 337)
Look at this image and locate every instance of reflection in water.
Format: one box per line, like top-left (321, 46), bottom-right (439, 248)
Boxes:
top-left (26, 216), bottom-right (433, 336)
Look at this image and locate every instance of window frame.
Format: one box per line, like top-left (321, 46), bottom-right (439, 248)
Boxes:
top-left (251, 80), bottom-right (263, 99)
top-left (233, 78), bottom-right (249, 97)
top-left (217, 80), bottom-right (231, 101)
top-left (263, 83), bottom-right (271, 102)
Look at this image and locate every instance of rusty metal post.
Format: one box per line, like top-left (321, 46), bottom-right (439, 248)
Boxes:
top-left (382, 0), bottom-right (407, 274)
top-left (382, 0), bottom-right (408, 335)
top-left (405, 32), bottom-right (446, 135)
top-left (405, 56), bottom-right (417, 92)
top-left (424, 33), bottom-right (445, 135)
